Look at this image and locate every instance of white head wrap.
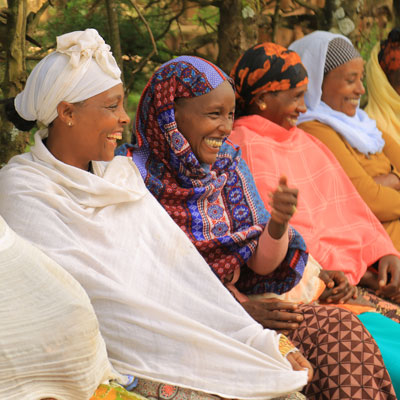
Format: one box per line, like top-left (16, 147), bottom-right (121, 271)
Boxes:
top-left (290, 31), bottom-right (385, 155)
top-left (0, 216), bottom-right (122, 400)
top-left (14, 28), bottom-right (122, 126)
top-left (289, 30), bottom-right (353, 110)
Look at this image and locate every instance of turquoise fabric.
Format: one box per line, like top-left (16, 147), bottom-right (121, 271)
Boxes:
top-left (359, 312), bottom-right (400, 398)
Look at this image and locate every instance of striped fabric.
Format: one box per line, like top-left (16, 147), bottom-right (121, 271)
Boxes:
top-left (324, 37), bottom-right (361, 74)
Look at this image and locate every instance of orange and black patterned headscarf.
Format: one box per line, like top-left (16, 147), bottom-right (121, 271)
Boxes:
top-left (230, 42), bottom-right (308, 115)
top-left (379, 28), bottom-right (400, 76)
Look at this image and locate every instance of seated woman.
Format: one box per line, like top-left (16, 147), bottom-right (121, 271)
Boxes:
top-left (289, 30), bottom-right (400, 255)
top-left (117, 54), bottom-right (396, 399)
top-left (0, 214), bottom-right (143, 400)
top-left (0, 29), bottom-right (311, 400)
top-left (366, 28), bottom-right (400, 145)
top-left (228, 41), bottom-right (400, 396)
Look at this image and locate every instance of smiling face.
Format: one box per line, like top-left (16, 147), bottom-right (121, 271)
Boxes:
top-left (258, 84), bottom-right (307, 129)
top-left (53, 83), bottom-right (130, 170)
top-left (174, 80), bottom-right (235, 165)
top-left (321, 58), bottom-right (365, 117)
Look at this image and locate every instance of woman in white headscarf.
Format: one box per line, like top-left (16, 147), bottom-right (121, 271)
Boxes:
top-left (0, 29), bottom-right (312, 400)
top-left (0, 215), bottom-right (147, 400)
top-left (290, 31), bottom-right (400, 302)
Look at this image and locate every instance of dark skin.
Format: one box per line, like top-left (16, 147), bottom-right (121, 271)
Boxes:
top-left (244, 176), bottom-right (358, 334)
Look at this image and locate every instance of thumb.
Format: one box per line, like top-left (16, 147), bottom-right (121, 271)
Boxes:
top-left (279, 175), bottom-right (288, 187)
top-left (378, 262), bottom-right (388, 287)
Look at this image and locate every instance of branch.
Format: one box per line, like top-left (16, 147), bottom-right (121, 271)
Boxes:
top-left (127, 0), bottom-right (158, 57)
top-left (124, 0), bottom-right (159, 93)
top-left (26, 0), bottom-right (52, 33)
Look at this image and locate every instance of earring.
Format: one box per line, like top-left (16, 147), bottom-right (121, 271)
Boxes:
top-left (258, 102), bottom-right (267, 111)
top-left (68, 121), bottom-right (73, 127)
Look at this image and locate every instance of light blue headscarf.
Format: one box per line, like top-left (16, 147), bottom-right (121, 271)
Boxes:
top-left (290, 31), bottom-right (385, 155)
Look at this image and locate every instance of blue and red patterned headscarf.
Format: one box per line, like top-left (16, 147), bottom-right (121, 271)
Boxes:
top-left (117, 56), bottom-right (307, 295)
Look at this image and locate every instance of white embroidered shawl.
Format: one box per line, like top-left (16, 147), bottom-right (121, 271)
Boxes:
top-left (0, 130), bottom-right (307, 399)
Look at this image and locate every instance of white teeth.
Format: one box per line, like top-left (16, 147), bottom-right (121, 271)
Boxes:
top-left (348, 99), bottom-right (359, 105)
top-left (204, 138), bottom-right (223, 148)
top-left (287, 118), bottom-right (297, 126)
top-left (107, 133), bottom-right (122, 140)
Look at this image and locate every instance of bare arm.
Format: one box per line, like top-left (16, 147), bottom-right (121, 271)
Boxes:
top-left (248, 176), bottom-right (298, 275)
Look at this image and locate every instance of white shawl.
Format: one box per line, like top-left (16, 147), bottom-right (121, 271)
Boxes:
top-left (0, 216), bottom-right (118, 400)
top-left (289, 30), bottom-right (385, 155)
top-left (0, 130), bottom-right (307, 399)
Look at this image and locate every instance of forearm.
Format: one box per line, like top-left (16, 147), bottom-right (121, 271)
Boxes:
top-left (247, 220), bottom-right (288, 275)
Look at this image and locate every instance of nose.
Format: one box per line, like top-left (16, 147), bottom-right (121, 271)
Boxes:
top-left (297, 97), bottom-right (307, 114)
top-left (356, 79), bottom-right (365, 95)
top-left (219, 116), bottom-right (233, 136)
top-left (119, 107), bottom-right (131, 125)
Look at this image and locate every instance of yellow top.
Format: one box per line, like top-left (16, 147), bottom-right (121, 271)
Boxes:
top-left (365, 43), bottom-right (400, 146)
top-left (298, 120), bottom-right (400, 222)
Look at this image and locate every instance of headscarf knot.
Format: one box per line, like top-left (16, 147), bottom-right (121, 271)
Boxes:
top-left (56, 29), bottom-right (120, 79)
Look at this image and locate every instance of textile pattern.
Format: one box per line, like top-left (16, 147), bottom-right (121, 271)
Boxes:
top-left (117, 56), bottom-right (307, 294)
top-left (288, 304), bottom-right (396, 400)
top-left (230, 42), bottom-right (308, 115)
top-left (133, 379), bottom-right (306, 400)
top-left (379, 28), bottom-right (400, 75)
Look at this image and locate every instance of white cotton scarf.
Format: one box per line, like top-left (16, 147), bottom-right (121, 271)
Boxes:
top-left (0, 130), bottom-right (308, 400)
top-left (290, 30), bottom-right (385, 155)
top-left (14, 29), bottom-right (121, 126)
top-left (0, 216), bottom-right (120, 400)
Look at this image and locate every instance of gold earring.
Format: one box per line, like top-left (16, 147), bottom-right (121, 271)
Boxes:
top-left (258, 102), bottom-right (267, 111)
top-left (68, 121), bottom-right (73, 127)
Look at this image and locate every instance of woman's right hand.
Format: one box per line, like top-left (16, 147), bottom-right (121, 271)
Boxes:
top-left (373, 173), bottom-right (400, 190)
top-left (287, 351), bottom-right (314, 383)
top-left (241, 298), bottom-right (303, 334)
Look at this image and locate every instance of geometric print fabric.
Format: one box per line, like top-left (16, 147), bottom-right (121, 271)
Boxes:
top-left (287, 305), bottom-right (396, 399)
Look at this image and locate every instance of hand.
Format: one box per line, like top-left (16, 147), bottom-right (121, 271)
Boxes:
top-left (373, 173), bottom-right (400, 190)
top-left (377, 255), bottom-right (400, 299)
top-left (242, 298), bottom-right (303, 334)
top-left (318, 270), bottom-right (357, 304)
top-left (268, 175), bottom-right (298, 239)
top-left (287, 351), bottom-right (314, 383)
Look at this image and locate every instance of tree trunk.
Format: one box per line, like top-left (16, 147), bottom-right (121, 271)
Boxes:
top-left (217, 0), bottom-right (258, 74)
top-left (105, 0), bottom-right (124, 82)
top-left (0, 0), bottom-right (29, 167)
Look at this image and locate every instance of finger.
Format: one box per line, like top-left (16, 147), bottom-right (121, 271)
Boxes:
top-left (287, 352), bottom-right (314, 383)
top-left (271, 192), bottom-right (298, 208)
top-left (260, 319), bottom-right (300, 330)
top-left (378, 262), bottom-right (389, 287)
top-left (270, 201), bottom-right (297, 216)
top-left (331, 280), bottom-right (348, 294)
top-left (337, 287), bottom-right (357, 304)
top-left (389, 292), bottom-right (400, 303)
top-left (379, 284), bottom-right (398, 298)
top-left (259, 299), bottom-right (299, 310)
top-left (266, 310), bottom-right (304, 322)
top-left (273, 188), bottom-right (299, 200)
top-left (389, 264), bottom-right (400, 289)
top-left (278, 175), bottom-right (288, 187)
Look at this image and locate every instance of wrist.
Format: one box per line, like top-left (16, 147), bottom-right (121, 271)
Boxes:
top-left (268, 219), bottom-right (287, 240)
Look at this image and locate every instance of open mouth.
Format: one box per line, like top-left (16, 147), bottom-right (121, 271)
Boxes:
top-left (107, 132), bottom-right (122, 142)
top-left (204, 137), bottom-right (224, 149)
top-left (286, 117), bottom-right (298, 126)
top-left (348, 99), bottom-right (359, 106)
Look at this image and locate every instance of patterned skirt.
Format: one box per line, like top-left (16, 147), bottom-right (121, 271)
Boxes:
top-left (88, 380), bottom-right (306, 400)
top-left (287, 304), bottom-right (396, 400)
top-left (131, 379), bottom-right (305, 400)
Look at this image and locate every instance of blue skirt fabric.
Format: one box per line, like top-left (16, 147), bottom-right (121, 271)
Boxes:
top-left (359, 312), bottom-right (400, 398)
